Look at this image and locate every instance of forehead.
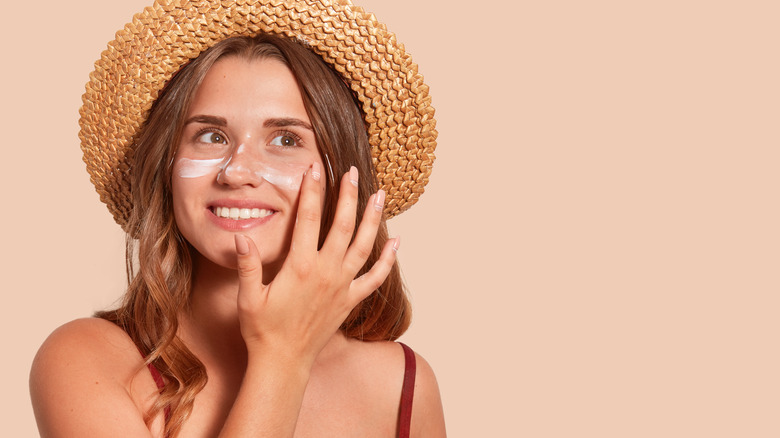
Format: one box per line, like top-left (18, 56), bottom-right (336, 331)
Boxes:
top-left (188, 56), bottom-right (309, 122)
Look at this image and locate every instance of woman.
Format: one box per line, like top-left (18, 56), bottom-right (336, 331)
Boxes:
top-left (30, 1), bottom-right (444, 437)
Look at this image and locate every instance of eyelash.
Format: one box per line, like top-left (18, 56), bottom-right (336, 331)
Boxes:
top-left (269, 130), bottom-right (304, 148)
top-left (191, 128), bottom-right (305, 148)
top-left (194, 128), bottom-right (228, 145)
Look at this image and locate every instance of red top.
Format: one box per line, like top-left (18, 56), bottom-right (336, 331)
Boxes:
top-left (397, 342), bottom-right (417, 438)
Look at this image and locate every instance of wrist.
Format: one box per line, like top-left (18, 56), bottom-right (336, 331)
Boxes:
top-left (245, 342), bottom-right (316, 380)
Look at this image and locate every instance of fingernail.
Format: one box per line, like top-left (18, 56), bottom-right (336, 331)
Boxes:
top-left (349, 166), bottom-right (359, 187)
top-left (311, 162), bottom-right (322, 181)
top-left (235, 234), bottom-right (249, 255)
top-left (374, 189), bottom-right (386, 212)
top-left (392, 236), bottom-right (401, 253)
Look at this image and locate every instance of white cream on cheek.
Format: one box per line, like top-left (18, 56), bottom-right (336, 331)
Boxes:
top-left (176, 158), bottom-right (225, 178)
top-left (253, 165), bottom-right (304, 191)
top-left (175, 156), bottom-right (306, 191)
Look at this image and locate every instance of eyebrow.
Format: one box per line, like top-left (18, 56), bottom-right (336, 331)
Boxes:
top-left (184, 115), bottom-right (227, 127)
top-left (263, 117), bottom-right (314, 131)
top-left (183, 115), bottom-right (313, 132)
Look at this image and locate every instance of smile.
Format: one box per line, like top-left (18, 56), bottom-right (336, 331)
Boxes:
top-left (212, 206), bottom-right (274, 220)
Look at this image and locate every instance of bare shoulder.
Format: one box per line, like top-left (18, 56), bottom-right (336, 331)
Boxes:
top-left (338, 339), bottom-right (446, 437)
top-left (31, 318), bottom-right (143, 385)
top-left (334, 338), bottom-right (407, 395)
top-left (407, 347), bottom-right (447, 437)
top-left (30, 318), bottom-right (162, 437)
top-left (33, 317), bottom-right (135, 357)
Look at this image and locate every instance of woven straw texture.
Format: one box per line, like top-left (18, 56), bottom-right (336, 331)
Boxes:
top-left (79, 0), bottom-right (436, 230)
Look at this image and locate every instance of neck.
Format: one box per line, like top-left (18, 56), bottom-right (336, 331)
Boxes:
top-left (181, 256), bottom-right (248, 373)
top-left (180, 255), bottom-right (349, 376)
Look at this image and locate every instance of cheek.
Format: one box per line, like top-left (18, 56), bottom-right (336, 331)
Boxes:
top-left (171, 159), bottom-right (215, 223)
top-left (250, 163), bottom-right (306, 191)
top-left (271, 159), bottom-right (327, 212)
top-left (170, 157), bottom-right (221, 208)
top-left (170, 176), bottom-right (190, 227)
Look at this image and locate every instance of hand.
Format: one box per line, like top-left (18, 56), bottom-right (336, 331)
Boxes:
top-left (233, 162), bottom-right (398, 365)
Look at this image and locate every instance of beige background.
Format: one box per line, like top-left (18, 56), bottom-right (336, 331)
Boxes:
top-left (2, 0), bottom-right (779, 436)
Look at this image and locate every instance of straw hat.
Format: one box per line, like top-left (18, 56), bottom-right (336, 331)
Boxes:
top-left (79, 0), bottom-right (436, 231)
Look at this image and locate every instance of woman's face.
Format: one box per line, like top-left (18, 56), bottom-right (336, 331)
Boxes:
top-left (171, 55), bottom-right (324, 273)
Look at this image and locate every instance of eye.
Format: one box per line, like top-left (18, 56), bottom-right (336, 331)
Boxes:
top-left (197, 131), bottom-right (227, 144)
top-left (269, 133), bottom-right (300, 148)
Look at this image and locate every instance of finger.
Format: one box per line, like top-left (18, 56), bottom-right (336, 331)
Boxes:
top-left (290, 161), bottom-right (325, 256)
top-left (349, 237), bottom-right (399, 303)
top-left (321, 166), bottom-right (360, 259)
top-left (343, 189), bottom-right (385, 274)
top-left (235, 234), bottom-right (265, 310)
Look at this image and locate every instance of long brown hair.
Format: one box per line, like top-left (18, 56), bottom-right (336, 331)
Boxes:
top-left (96, 34), bottom-right (410, 436)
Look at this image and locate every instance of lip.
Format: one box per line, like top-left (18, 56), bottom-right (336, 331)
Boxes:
top-left (208, 198), bottom-right (277, 210)
top-left (206, 199), bottom-right (278, 231)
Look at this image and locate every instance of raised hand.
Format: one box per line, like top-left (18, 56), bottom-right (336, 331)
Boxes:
top-left (233, 162), bottom-right (399, 366)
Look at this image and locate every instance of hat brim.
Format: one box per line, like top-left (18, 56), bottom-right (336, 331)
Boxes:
top-left (79, 0), bottom-right (436, 230)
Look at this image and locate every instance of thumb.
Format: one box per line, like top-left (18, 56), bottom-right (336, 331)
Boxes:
top-left (235, 234), bottom-right (263, 287)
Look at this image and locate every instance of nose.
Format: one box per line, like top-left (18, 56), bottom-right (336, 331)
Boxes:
top-left (216, 144), bottom-right (263, 188)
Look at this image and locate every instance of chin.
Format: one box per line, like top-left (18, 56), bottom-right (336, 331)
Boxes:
top-left (191, 241), bottom-right (288, 275)
top-left (190, 247), bottom-right (237, 271)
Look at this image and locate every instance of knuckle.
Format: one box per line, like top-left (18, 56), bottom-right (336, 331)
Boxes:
top-left (335, 218), bottom-right (354, 236)
top-left (353, 245), bottom-right (372, 261)
top-left (299, 209), bottom-right (320, 223)
top-left (292, 259), bottom-right (314, 277)
top-left (237, 262), bottom-right (260, 279)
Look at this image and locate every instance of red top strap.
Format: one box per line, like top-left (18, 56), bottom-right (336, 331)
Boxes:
top-left (147, 362), bottom-right (165, 390)
top-left (142, 355), bottom-right (170, 423)
top-left (397, 342), bottom-right (417, 438)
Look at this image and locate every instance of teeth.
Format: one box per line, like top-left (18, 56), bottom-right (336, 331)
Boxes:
top-left (214, 206), bottom-right (273, 220)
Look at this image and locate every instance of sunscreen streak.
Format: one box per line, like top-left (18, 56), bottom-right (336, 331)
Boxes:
top-left (177, 158), bottom-right (224, 178)
top-left (176, 157), bottom-right (304, 191)
top-left (254, 166), bottom-right (302, 191)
